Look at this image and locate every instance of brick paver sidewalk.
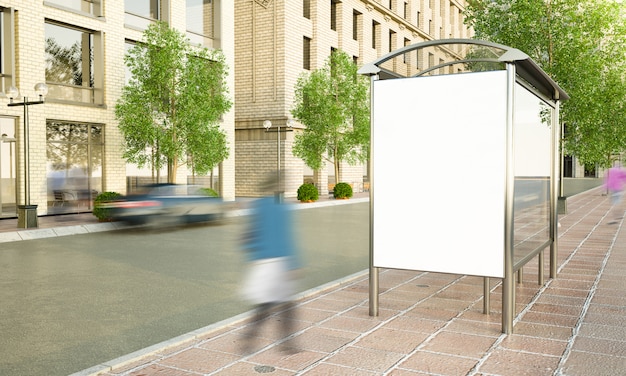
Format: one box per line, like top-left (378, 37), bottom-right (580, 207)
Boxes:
top-left (72, 185), bottom-right (626, 376)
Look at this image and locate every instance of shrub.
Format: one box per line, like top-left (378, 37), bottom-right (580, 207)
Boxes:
top-left (333, 182), bottom-right (353, 199)
top-left (199, 187), bottom-right (219, 197)
top-left (297, 183), bottom-right (319, 202)
top-left (92, 191), bottom-right (123, 221)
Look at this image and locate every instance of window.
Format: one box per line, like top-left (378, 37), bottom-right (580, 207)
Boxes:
top-left (124, 40), bottom-right (137, 83)
top-left (0, 7), bottom-right (15, 93)
top-left (352, 10), bottom-right (361, 41)
top-left (45, 0), bottom-right (103, 17)
top-left (303, 0), bottom-right (310, 19)
top-left (404, 2), bottom-right (409, 19)
top-left (416, 49), bottom-right (422, 69)
top-left (125, 0), bottom-right (167, 29)
top-left (187, 0), bottom-right (214, 47)
top-left (303, 36), bottom-right (311, 70)
top-left (331, 0), bottom-right (337, 31)
top-left (388, 30), bottom-right (396, 53)
top-left (45, 22), bottom-right (103, 105)
top-left (372, 20), bottom-right (380, 50)
top-left (46, 121), bottom-right (103, 213)
top-left (0, 117), bottom-right (16, 217)
top-left (403, 38), bottom-right (410, 64)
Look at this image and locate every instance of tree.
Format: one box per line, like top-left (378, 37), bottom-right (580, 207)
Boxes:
top-left (115, 22), bottom-right (231, 183)
top-left (465, 0), bottom-right (626, 169)
top-left (291, 50), bottom-right (370, 182)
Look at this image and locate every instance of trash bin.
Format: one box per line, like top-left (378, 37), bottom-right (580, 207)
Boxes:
top-left (17, 205), bottom-right (38, 228)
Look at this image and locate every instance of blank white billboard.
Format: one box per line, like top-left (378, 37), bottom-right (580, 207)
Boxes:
top-left (372, 71), bottom-right (508, 278)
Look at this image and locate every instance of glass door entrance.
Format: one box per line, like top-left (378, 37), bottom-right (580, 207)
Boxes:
top-left (0, 117), bottom-right (17, 218)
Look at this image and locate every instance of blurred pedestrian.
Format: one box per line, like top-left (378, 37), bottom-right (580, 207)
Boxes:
top-left (605, 164), bottom-right (626, 224)
top-left (240, 174), bottom-right (302, 353)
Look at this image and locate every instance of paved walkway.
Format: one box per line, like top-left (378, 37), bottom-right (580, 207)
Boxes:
top-left (47, 185), bottom-right (620, 376)
top-left (2, 184), bottom-right (623, 375)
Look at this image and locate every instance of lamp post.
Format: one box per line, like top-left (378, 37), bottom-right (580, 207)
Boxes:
top-left (7, 83), bottom-right (48, 228)
top-left (263, 119), bottom-right (294, 198)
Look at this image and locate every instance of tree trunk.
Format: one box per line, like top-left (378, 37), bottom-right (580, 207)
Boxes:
top-left (334, 159), bottom-right (341, 184)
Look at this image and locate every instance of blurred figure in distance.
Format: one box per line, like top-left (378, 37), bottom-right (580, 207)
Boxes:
top-left (240, 172), bottom-right (302, 353)
top-left (605, 163), bottom-right (626, 224)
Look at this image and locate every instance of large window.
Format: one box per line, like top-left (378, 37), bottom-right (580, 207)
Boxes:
top-left (45, 22), bottom-right (103, 105)
top-left (125, 0), bottom-right (167, 29)
top-left (45, 0), bottom-right (103, 17)
top-left (186, 0), bottom-right (214, 47)
top-left (46, 121), bottom-right (103, 213)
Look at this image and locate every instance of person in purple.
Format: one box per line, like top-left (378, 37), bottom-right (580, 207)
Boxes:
top-left (605, 164), bottom-right (626, 224)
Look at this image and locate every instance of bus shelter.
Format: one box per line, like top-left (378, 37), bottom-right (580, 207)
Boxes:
top-left (359, 39), bottom-right (568, 333)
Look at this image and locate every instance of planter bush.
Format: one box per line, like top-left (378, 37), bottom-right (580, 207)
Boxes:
top-left (199, 187), bottom-right (219, 197)
top-left (333, 182), bottom-right (353, 199)
top-left (92, 191), bottom-right (123, 221)
top-left (297, 183), bottom-right (319, 202)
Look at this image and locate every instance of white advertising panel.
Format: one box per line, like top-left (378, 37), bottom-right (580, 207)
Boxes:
top-left (372, 71), bottom-right (508, 278)
top-left (514, 84), bottom-right (552, 177)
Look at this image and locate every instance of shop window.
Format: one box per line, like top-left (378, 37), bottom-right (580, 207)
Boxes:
top-left (46, 121), bottom-right (103, 213)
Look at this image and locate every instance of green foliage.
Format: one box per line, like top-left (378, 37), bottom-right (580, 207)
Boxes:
top-left (465, 0), bottom-right (626, 169)
top-left (297, 183), bottom-right (319, 202)
top-left (333, 182), bottom-right (353, 199)
top-left (92, 192), bottom-right (123, 221)
top-left (115, 21), bottom-right (231, 181)
top-left (199, 187), bottom-right (219, 197)
top-left (291, 49), bottom-right (370, 182)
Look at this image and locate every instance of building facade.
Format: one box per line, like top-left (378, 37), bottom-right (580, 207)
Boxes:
top-left (0, 0), bottom-right (235, 218)
top-left (234, 0), bottom-right (473, 197)
top-left (0, 0), bottom-right (474, 218)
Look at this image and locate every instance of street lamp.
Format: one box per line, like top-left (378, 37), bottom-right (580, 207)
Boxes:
top-left (263, 119), bottom-right (294, 198)
top-left (7, 83), bottom-right (48, 228)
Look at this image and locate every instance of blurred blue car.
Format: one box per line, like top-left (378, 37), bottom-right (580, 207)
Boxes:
top-left (108, 184), bottom-right (224, 226)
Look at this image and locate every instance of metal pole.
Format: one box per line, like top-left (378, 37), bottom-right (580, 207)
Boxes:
top-left (23, 97), bottom-right (29, 206)
top-left (368, 73), bottom-right (379, 317)
top-left (550, 100), bottom-right (561, 279)
top-left (483, 277), bottom-right (490, 314)
top-left (277, 126), bottom-right (281, 191)
top-left (502, 63), bottom-right (516, 334)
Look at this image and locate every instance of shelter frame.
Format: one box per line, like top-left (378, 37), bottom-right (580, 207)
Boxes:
top-left (359, 39), bottom-right (568, 334)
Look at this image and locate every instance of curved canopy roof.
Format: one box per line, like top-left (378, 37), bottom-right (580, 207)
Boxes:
top-left (358, 39), bottom-right (569, 101)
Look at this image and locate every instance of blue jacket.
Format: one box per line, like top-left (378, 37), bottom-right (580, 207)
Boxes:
top-left (243, 196), bottom-right (301, 270)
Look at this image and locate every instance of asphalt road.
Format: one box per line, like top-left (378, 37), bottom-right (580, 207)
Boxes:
top-left (0, 202), bottom-right (369, 376)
